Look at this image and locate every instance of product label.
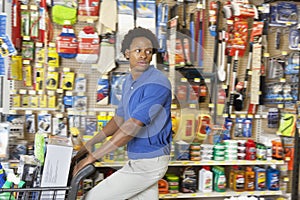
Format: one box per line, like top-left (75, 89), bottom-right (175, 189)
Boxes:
top-left (78, 0), bottom-right (100, 16)
top-left (56, 36), bottom-right (78, 54)
top-left (78, 37), bottom-right (100, 54)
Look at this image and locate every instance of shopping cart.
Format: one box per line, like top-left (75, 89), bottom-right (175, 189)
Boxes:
top-left (0, 164), bottom-right (96, 200)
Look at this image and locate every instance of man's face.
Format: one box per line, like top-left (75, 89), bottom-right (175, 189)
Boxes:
top-left (125, 37), bottom-right (153, 73)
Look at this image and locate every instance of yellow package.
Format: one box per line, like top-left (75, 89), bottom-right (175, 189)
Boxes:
top-left (62, 72), bottom-right (75, 90)
top-left (35, 68), bottom-right (44, 91)
top-left (48, 47), bottom-right (59, 67)
top-left (46, 71), bottom-right (59, 90)
top-left (39, 95), bottom-right (47, 108)
top-left (11, 56), bottom-right (23, 80)
top-left (22, 94), bottom-right (29, 107)
top-left (30, 95), bottom-right (39, 108)
top-left (23, 65), bottom-right (32, 87)
top-left (48, 95), bottom-right (56, 108)
top-left (12, 94), bottom-right (21, 107)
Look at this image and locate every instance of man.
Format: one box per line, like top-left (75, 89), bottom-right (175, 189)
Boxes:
top-left (72, 27), bottom-right (173, 200)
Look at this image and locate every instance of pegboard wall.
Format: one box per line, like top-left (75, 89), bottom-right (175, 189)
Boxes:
top-left (8, 0), bottom-right (300, 141)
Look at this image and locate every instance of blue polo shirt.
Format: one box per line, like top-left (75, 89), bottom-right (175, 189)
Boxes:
top-left (116, 66), bottom-right (172, 159)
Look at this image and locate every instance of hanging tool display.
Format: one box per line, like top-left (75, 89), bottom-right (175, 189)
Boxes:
top-left (179, 0), bottom-right (192, 66)
top-left (11, 0), bottom-right (21, 51)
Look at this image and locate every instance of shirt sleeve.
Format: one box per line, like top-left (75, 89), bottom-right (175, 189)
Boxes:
top-left (130, 83), bottom-right (171, 126)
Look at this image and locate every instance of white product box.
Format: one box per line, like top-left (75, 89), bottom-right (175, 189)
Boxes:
top-left (41, 136), bottom-right (73, 199)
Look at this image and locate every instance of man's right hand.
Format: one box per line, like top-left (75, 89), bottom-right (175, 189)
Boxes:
top-left (71, 144), bottom-right (91, 167)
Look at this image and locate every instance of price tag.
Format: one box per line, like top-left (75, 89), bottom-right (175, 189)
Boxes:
top-left (180, 78), bottom-right (187, 82)
top-left (49, 42), bottom-right (56, 47)
top-left (223, 114), bottom-right (229, 118)
top-left (285, 157), bottom-right (291, 161)
top-left (286, 22), bottom-right (292, 26)
top-left (227, 19), bottom-right (233, 24)
top-left (230, 114), bottom-right (236, 118)
top-left (278, 104), bottom-right (284, 109)
top-left (254, 114), bottom-right (260, 118)
top-left (57, 89), bottom-right (64, 93)
top-left (21, 5), bottom-right (28, 9)
top-left (30, 5), bottom-right (38, 10)
top-left (47, 91), bottom-right (55, 96)
top-left (77, 92), bottom-right (85, 96)
top-left (204, 78), bottom-right (211, 83)
top-left (261, 114), bottom-right (268, 118)
top-left (222, 84), bottom-right (227, 89)
top-left (36, 63), bottom-right (42, 68)
top-left (56, 113), bottom-right (63, 118)
top-left (258, 6), bottom-right (264, 11)
top-left (247, 114), bottom-right (253, 118)
top-left (248, 70), bottom-right (252, 75)
top-left (284, 177), bottom-right (289, 182)
top-left (28, 90), bottom-right (36, 95)
top-left (19, 89), bottom-right (27, 94)
top-left (36, 42), bottom-right (43, 47)
top-left (68, 110), bottom-right (74, 115)
top-left (263, 52), bottom-right (270, 57)
top-left (282, 51), bottom-right (288, 56)
top-left (196, 3), bottom-right (203, 9)
top-left (80, 112), bottom-right (87, 116)
top-left (23, 60), bottom-right (30, 65)
top-left (63, 67), bottom-right (71, 72)
top-left (171, 104), bottom-right (177, 109)
top-left (194, 78), bottom-right (200, 82)
top-left (87, 18), bottom-right (94, 23)
top-left (23, 36), bottom-right (31, 41)
top-left (240, 114), bottom-right (246, 118)
top-left (25, 110), bottom-right (33, 114)
top-left (279, 78), bottom-right (286, 83)
top-left (66, 91), bottom-right (73, 96)
top-left (9, 110), bottom-right (17, 114)
top-left (189, 104), bottom-right (196, 109)
top-left (208, 104), bottom-right (214, 108)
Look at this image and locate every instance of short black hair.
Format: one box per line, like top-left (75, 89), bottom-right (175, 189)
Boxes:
top-left (121, 27), bottom-right (159, 56)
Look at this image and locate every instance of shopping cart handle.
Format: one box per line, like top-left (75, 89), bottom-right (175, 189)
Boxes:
top-left (68, 164), bottom-right (96, 200)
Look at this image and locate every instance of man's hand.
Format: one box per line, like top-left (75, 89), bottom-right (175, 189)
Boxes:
top-left (72, 154), bottom-right (96, 177)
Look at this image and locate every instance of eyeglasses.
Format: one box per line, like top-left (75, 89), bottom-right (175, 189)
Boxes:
top-left (130, 48), bottom-right (153, 56)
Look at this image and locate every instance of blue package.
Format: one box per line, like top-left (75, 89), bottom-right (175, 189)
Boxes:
top-left (0, 14), bottom-right (6, 37)
top-left (110, 72), bottom-right (127, 106)
top-left (243, 118), bottom-right (252, 137)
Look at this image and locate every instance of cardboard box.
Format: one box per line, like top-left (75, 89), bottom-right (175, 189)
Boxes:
top-left (41, 136), bottom-right (73, 199)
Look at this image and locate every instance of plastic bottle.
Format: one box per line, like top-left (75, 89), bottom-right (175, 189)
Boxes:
top-left (266, 165), bottom-right (280, 190)
top-left (233, 167), bottom-right (245, 192)
top-left (198, 166), bottom-right (213, 192)
top-left (254, 167), bottom-right (266, 191)
top-left (212, 166), bottom-right (226, 192)
top-left (229, 166), bottom-right (238, 189)
top-left (244, 167), bottom-right (255, 191)
top-left (56, 26), bottom-right (78, 59)
top-left (265, 140), bottom-right (273, 161)
top-left (76, 26), bottom-right (99, 64)
top-left (245, 139), bottom-right (256, 160)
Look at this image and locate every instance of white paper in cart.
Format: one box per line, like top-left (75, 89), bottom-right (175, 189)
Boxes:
top-left (41, 136), bottom-right (73, 199)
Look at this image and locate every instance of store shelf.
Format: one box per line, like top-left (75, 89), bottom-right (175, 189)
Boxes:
top-left (94, 160), bottom-right (284, 168)
top-left (10, 107), bottom-right (57, 111)
top-left (159, 190), bottom-right (283, 199)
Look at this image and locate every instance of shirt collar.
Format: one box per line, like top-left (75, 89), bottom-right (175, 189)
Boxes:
top-left (129, 65), bottom-right (154, 83)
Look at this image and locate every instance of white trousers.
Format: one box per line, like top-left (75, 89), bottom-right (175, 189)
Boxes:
top-left (83, 155), bottom-right (170, 200)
